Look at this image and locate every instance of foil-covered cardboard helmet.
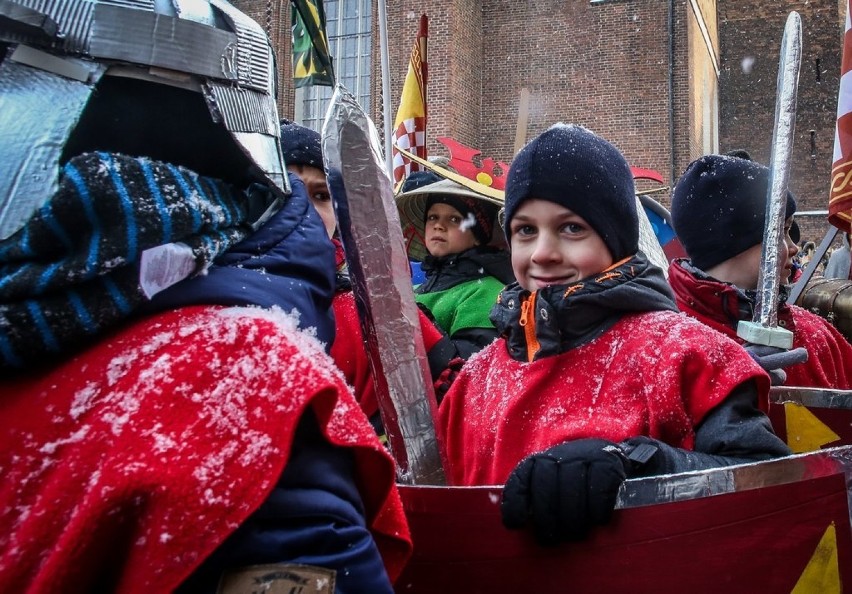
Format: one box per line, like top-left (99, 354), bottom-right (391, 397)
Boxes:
top-left (0, 0), bottom-right (288, 241)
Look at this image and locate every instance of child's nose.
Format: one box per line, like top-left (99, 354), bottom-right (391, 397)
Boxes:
top-left (531, 235), bottom-right (561, 263)
top-left (786, 236), bottom-right (799, 258)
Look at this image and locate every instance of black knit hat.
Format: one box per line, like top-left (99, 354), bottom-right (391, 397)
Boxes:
top-left (503, 123), bottom-right (638, 261)
top-left (671, 154), bottom-right (798, 271)
top-left (424, 190), bottom-right (497, 246)
top-left (402, 170), bottom-right (441, 193)
top-left (279, 119), bottom-right (323, 168)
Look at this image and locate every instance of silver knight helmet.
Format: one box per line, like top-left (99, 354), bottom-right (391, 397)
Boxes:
top-left (0, 0), bottom-right (288, 241)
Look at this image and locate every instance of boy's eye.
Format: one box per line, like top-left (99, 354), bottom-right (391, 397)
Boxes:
top-left (561, 222), bottom-right (585, 234)
top-left (426, 214), bottom-right (438, 222)
top-left (513, 224), bottom-right (535, 236)
top-left (313, 192), bottom-right (331, 203)
top-left (450, 216), bottom-right (462, 225)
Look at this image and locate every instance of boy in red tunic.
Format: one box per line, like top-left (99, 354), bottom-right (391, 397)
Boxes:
top-left (668, 154), bottom-right (852, 389)
top-left (278, 121), bottom-right (461, 422)
top-left (438, 124), bottom-right (791, 546)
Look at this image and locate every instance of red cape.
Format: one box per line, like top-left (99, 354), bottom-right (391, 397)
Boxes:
top-left (439, 310), bottom-right (769, 485)
top-left (0, 306), bottom-right (411, 592)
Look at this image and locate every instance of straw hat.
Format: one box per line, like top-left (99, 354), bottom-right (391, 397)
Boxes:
top-left (396, 177), bottom-right (504, 261)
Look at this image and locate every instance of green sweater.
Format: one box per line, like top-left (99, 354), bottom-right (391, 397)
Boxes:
top-left (415, 276), bottom-right (505, 337)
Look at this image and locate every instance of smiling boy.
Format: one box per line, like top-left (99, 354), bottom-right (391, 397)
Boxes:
top-left (437, 124), bottom-right (790, 546)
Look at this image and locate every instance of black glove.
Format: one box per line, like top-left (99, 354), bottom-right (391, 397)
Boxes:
top-left (744, 344), bottom-right (809, 386)
top-left (501, 438), bottom-right (629, 546)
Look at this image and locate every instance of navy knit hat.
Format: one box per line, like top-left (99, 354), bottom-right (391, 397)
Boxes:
top-left (424, 189), bottom-right (497, 246)
top-left (503, 123), bottom-right (638, 261)
top-left (671, 154), bottom-right (798, 271)
top-left (279, 119), bottom-right (323, 168)
top-left (401, 170), bottom-right (441, 193)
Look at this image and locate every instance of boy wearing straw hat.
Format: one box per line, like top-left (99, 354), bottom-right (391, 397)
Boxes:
top-left (397, 172), bottom-right (514, 359)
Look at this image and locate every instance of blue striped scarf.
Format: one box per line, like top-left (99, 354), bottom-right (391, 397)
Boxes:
top-left (0, 152), bottom-right (254, 371)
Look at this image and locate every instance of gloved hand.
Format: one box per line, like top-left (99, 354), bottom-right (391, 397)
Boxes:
top-left (433, 356), bottom-right (465, 403)
top-left (744, 344), bottom-right (809, 386)
top-left (501, 438), bottom-right (628, 546)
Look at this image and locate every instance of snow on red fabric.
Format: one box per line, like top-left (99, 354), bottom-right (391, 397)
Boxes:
top-left (438, 310), bottom-right (770, 486)
top-left (0, 305), bottom-right (411, 592)
top-left (669, 259), bottom-right (852, 389)
top-left (331, 290), bottom-right (445, 418)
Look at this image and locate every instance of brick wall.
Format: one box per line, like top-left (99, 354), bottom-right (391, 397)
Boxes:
top-left (479, 0), bottom-right (676, 192)
top-left (718, 0), bottom-right (842, 246)
top-left (233, 0), bottom-right (842, 247)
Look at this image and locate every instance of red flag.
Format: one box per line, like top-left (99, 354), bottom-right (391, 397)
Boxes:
top-left (829, 0), bottom-right (852, 233)
top-left (392, 15), bottom-right (428, 184)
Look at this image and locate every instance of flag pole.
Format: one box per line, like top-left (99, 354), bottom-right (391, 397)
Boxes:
top-left (377, 0), bottom-right (394, 178)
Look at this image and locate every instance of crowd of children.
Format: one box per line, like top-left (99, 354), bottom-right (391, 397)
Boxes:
top-left (2, 0), bottom-right (851, 587)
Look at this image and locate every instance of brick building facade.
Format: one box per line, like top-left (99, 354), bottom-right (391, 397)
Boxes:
top-left (235, 0), bottom-right (844, 245)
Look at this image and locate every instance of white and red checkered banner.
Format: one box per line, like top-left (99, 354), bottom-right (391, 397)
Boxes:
top-left (830, 0), bottom-right (852, 233)
top-left (392, 15), bottom-right (428, 184)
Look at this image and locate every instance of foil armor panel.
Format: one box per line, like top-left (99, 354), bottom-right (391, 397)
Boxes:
top-left (0, 58), bottom-right (105, 240)
top-left (616, 444), bottom-right (852, 510)
top-left (89, 3), bottom-right (235, 80)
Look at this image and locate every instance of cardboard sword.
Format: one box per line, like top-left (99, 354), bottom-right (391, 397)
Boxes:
top-left (737, 12), bottom-right (802, 349)
top-left (322, 84), bottom-right (446, 485)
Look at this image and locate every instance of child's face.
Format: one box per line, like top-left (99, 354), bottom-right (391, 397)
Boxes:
top-left (287, 164), bottom-right (335, 238)
top-left (424, 202), bottom-right (479, 258)
top-left (509, 199), bottom-right (614, 291)
top-left (730, 216), bottom-right (800, 289)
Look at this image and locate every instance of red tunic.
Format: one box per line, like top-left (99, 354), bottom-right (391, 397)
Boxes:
top-left (331, 290), bottom-right (446, 418)
top-left (0, 306), bottom-right (411, 593)
top-left (669, 260), bottom-right (852, 390)
top-left (438, 310), bottom-right (769, 486)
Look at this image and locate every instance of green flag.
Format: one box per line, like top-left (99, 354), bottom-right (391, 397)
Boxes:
top-left (291, 0), bottom-right (334, 87)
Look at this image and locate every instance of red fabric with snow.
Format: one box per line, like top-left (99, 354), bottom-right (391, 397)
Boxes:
top-left (438, 310), bottom-right (769, 486)
top-left (0, 306), bottom-right (411, 593)
top-left (669, 260), bottom-right (852, 390)
top-left (331, 291), bottom-right (445, 418)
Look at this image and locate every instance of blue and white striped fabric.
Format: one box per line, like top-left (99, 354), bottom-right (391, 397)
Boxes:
top-left (0, 152), bottom-right (253, 370)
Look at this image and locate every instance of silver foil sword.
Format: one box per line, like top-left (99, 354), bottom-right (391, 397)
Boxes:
top-left (737, 11), bottom-right (801, 350)
top-left (322, 84), bottom-right (446, 485)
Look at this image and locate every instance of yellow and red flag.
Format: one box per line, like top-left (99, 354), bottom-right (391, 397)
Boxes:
top-left (830, 0), bottom-right (852, 233)
top-left (392, 15), bottom-right (428, 184)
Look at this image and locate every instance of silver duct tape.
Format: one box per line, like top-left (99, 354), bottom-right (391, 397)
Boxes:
top-left (205, 83), bottom-right (278, 135)
top-left (211, 0), bottom-right (275, 94)
top-left (0, 59), bottom-right (105, 241)
top-left (770, 386), bottom-right (852, 409)
top-left (754, 12), bottom-right (802, 328)
top-left (229, 131), bottom-right (288, 196)
top-left (0, 0), bottom-right (59, 40)
top-left (89, 3), bottom-right (234, 81)
top-left (3, 1), bottom-right (274, 92)
top-left (636, 196), bottom-right (670, 277)
top-left (1, 0), bottom-right (93, 53)
top-left (616, 445), bottom-right (852, 509)
top-left (323, 85), bottom-right (445, 485)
